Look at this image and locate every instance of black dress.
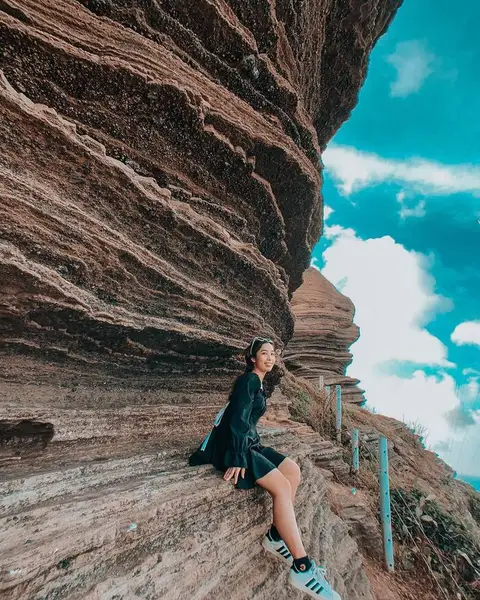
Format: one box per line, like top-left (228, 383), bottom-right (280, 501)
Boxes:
top-left (188, 371), bottom-right (287, 489)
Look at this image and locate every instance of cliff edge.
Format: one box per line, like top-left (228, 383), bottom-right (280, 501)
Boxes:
top-left (1, 1), bottom-right (403, 598)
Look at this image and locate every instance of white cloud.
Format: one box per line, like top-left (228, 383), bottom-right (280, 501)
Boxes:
top-left (322, 144), bottom-right (480, 197)
top-left (399, 202), bottom-right (426, 219)
top-left (321, 226), bottom-right (460, 447)
top-left (396, 190), bottom-right (426, 219)
top-left (435, 420), bottom-right (480, 476)
top-left (323, 227), bottom-right (453, 366)
top-left (323, 205), bottom-right (334, 222)
top-left (463, 367), bottom-right (480, 377)
top-left (365, 370), bottom-right (461, 446)
top-left (451, 321), bottom-right (480, 346)
top-left (324, 224), bottom-right (356, 239)
top-left (438, 378), bottom-right (480, 474)
top-left (461, 377), bottom-right (479, 403)
top-left (387, 40), bottom-right (434, 98)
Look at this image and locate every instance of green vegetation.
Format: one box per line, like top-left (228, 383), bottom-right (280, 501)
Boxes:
top-left (290, 389), bottom-right (311, 423)
top-left (391, 488), bottom-right (480, 598)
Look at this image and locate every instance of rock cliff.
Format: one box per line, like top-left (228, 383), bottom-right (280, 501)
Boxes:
top-left (285, 266), bottom-right (365, 404)
top-left (0, 0), bottom-right (400, 381)
top-left (0, 1), bottom-right (403, 598)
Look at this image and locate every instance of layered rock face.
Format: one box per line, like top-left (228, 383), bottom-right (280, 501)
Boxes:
top-left (1, 426), bottom-right (374, 600)
top-left (0, 1), bottom-right (402, 598)
top-left (284, 267), bottom-right (365, 403)
top-left (0, 0), bottom-right (400, 383)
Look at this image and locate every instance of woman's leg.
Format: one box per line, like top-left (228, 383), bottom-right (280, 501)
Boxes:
top-left (256, 468), bottom-right (306, 559)
top-left (277, 458), bottom-right (301, 504)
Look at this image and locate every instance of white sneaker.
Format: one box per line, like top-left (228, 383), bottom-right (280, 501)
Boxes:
top-left (288, 559), bottom-right (341, 599)
top-left (262, 531), bottom-right (293, 565)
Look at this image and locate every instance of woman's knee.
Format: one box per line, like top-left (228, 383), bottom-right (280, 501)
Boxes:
top-left (279, 458), bottom-right (301, 487)
top-left (290, 461), bottom-right (301, 485)
top-left (272, 472), bottom-right (292, 498)
top-left (257, 469), bottom-right (292, 498)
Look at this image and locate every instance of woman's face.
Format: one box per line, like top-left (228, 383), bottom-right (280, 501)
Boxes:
top-left (252, 342), bottom-right (276, 373)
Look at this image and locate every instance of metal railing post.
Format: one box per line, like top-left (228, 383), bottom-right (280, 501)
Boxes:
top-left (352, 428), bottom-right (359, 472)
top-left (335, 385), bottom-right (342, 444)
top-left (379, 436), bottom-right (395, 572)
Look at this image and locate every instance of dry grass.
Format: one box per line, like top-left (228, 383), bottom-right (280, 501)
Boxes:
top-left (279, 375), bottom-right (480, 598)
top-left (342, 405), bottom-right (480, 599)
top-left (280, 373), bottom-right (337, 438)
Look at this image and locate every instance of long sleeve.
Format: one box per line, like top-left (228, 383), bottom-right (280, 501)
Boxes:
top-left (224, 374), bottom-right (257, 468)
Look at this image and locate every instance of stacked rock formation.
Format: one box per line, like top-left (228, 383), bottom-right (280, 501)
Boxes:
top-left (0, 0), bottom-right (400, 382)
top-left (284, 267), bottom-right (365, 404)
top-left (1, 426), bottom-right (375, 600)
top-left (0, 1), bottom-right (402, 598)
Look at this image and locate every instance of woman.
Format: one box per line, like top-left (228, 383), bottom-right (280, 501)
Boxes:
top-left (189, 337), bottom-right (341, 600)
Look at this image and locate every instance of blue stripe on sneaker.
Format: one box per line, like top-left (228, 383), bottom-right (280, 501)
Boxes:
top-left (306, 578), bottom-right (315, 588)
top-left (316, 586), bottom-right (324, 595)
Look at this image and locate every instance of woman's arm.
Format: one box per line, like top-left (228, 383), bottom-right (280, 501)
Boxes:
top-left (224, 374), bottom-right (257, 468)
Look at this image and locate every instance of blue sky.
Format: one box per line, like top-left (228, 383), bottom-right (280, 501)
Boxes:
top-left (312, 0), bottom-right (480, 479)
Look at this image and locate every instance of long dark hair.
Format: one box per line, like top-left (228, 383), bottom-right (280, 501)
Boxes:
top-left (244, 336), bottom-right (274, 371)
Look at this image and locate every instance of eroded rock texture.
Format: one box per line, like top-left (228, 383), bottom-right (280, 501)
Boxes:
top-left (284, 267), bottom-right (365, 404)
top-left (1, 426), bottom-right (374, 600)
top-left (0, 0), bottom-right (400, 380)
top-left (0, 0), bottom-right (402, 598)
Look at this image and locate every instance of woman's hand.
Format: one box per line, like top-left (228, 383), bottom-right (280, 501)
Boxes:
top-left (223, 467), bottom-right (246, 484)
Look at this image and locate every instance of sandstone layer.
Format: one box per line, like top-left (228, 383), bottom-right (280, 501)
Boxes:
top-left (285, 266), bottom-right (365, 403)
top-left (0, 0), bottom-right (400, 382)
top-left (0, 1), bottom-right (402, 598)
top-left (1, 425), bottom-right (375, 600)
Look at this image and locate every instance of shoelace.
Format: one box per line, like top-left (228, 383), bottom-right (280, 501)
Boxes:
top-left (310, 560), bottom-right (327, 580)
top-left (316, 565), bottom-right (327, 578)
